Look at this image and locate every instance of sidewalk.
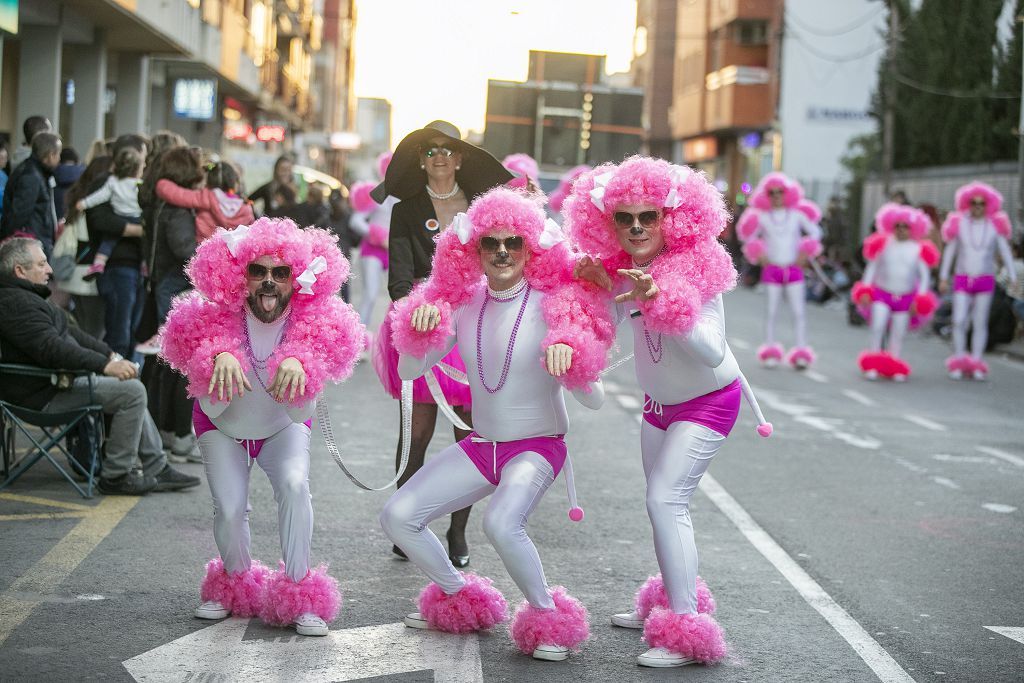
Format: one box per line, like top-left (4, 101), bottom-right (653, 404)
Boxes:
top-left (994, 335), bottom-right (1024, 363)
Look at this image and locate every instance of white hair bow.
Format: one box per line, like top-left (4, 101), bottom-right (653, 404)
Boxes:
top-left (451, 212), bottom-right (474, 245)
top-left (538, 218), bottom-right (565, 250)
top-left (220, 225), bottom-right (250, 257)
top-left (663, 165), bottom-right (691, 210)
top-left (589, 172), bottom-right (615, 212)
top-left (295, 256), bottom-right (328, 295)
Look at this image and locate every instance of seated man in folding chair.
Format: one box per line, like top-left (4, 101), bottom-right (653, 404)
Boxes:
top-left (0, 237), bottom-right (199, 495)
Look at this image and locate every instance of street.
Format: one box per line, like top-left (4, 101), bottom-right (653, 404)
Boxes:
top-left (1, 285), bottom-right (1022, 682)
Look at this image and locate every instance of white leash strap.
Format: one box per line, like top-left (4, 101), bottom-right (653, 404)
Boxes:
top-left (424, 369), bottom-right (473, 432)
top-left (317, 379), bottom-right (413, 491)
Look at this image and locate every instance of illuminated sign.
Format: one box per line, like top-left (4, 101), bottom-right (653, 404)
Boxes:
top-left (172, 79), bottom-right (217, 121)
top-left (256, 125), bottom-right (286, 142)
top-left (224, 122), bottom-right (253, 141)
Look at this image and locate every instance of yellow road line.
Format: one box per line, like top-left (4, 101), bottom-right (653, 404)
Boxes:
top-left (0, 496), bottom-right (139, 647)
top-left (0, 493), bottom-right (93, 512)
top-left (0, 512), bottom-right (88, 522)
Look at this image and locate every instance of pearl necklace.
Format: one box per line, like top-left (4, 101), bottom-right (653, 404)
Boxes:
top-left (966, 216), bottom-right (989, 251)
top-left (426, 182), bottom-right (460, 200)
top-left (476, 283), bottom-right (531, 394)
top-left (487, 277), bottom-right (528, 301)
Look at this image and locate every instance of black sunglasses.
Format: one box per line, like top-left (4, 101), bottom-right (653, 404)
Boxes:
top-left (768, 188), bottom-right (784, 196)
top-left (247, 263), bottom-right (292, 282)
top-left (970, 199), bottom-right (986, 206)
top-left (479, 236), bottom-right (525, 253)
top-left (613, 210), bottom-right (661, 230)
top-left (421, 145), bottom-right (456, 158)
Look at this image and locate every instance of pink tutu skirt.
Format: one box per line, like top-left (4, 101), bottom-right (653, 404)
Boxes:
top-left (372, 303), bottom-right (473, 406)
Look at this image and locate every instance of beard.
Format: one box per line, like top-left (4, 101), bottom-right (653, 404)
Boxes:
top-left (247, 283), bottom-right (293, 322)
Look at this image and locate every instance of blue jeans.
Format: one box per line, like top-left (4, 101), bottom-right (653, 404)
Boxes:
top-left (97, 265), bottom-right (144, 359)
top-left (155, 270), bottom-right (191, 326)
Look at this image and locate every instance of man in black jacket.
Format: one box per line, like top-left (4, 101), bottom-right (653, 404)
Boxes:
top-left (0, 237), bottom-right (199, 495)
top-left (1, 133), bottom-right (62, 259)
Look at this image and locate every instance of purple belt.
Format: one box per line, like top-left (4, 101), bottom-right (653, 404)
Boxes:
top-left (953, 274), bottom-right (995, 295)
top-left (872, 287), bottom-right (915, 312)
top-left (762, 263), bottom-right (804, 285)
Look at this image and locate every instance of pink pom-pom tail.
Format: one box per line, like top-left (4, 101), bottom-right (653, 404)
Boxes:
top-left (258, 564), bottom-right (341, 626)
top-left (756, 423), bottom-right (774, 437)
top-left (510, 587), bottom-right (589, 654)
top-left (199, 558), bottom-right (270, 618)
top-left (417, 573), bottom-right (508, 633)
top-left (643, 608), bottom-right (727, 665)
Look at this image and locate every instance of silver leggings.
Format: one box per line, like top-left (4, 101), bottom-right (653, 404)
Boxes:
top-left (380, 444), bottom-right (557, 609)
top-left (641, 420), bottom-right (725, 614)
top-left (951, 290), bottom-right (994, 359)
top-left (199, 423), bottom-right (313, 581)
top-left (765, 281), bottom-right (808, 347)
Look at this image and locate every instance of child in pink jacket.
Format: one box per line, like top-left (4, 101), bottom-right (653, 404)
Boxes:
top-left (156, 161), bottom-right (254, 243)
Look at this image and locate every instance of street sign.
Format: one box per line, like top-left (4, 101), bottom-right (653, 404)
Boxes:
top-left (122, 619), bottom-right (483, 682)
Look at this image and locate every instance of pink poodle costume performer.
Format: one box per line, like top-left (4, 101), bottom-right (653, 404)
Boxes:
top-left (160, 217), bottom-right (364, 636)
top-left (737, 172), bottom-right (824, 369)
top-left (565, 156), bottom-right (773, 668)
top-left (939, 182), bottom-right (1017, 380)
top-left (502, 152), bottom-right (539, 191)
top-left (852, 204), bottom-right (940, 381)
top-left (378, 187), bottom-right (615, 662)
top-left (349, 152), bottom-right (396, 334)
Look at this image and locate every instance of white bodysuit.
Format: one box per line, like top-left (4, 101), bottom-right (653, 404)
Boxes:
top-left (861, 239), bottom-right (930, 357)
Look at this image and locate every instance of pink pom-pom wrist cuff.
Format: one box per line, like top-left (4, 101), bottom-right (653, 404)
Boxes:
top-left (798, 237), bottom-right (823, 258)
top-left (741, 238), bottom-right (766, 264)
top-left (389, 296), bottom-right (454, 358)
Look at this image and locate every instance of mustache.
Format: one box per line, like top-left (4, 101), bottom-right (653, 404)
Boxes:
top-left (256, 281), bottom-right (280, 294)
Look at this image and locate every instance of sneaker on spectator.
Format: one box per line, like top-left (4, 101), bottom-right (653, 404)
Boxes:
top-left (169, 433), bottom-right (203, 464)
top-left (98, 468), bottom-right (158, 496)
top-left (153, 465), bottom-right (201, 492)
top-left (159, 429), bottom-right (175, 451)
top-left (136, 335), bottom-right (162, 356)
top-left (82, 262), bottom-right (106, 282)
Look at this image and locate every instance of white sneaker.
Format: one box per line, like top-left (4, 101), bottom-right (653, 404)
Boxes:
top-left (637, 646), bottom-right (696, 668)
top-left (403, 611), bottom-right (431, 629)
top-left (948, 369), bottom-right (963, 380)
top-left (610, 610), bottom-right (644, 629)
top-left (294, 612), bottom-right (328, 636)
top-left (136, 335), bottom-right (162, 356)
top-left (763, 357), bottom-right (779, 369)
top-left (863, 369), bottom-right (879, 381)
top-left (973, 370), bottom-right (987, 381)
top-left (195, 600), bottom-right (230, 620)
top-left (892, 373), bottom-right (907, 383)
top-left (532, 644), bottom-right (569, 661)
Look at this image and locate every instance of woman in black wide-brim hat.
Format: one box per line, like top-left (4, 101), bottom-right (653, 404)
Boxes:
top-left (371, 120), bottom-right (513, 567)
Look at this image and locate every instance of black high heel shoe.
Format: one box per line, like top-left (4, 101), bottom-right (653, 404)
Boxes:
top-left (392, 544), bottom-right (408, 560)
top-left (446, 529), bottom-right (470, 568)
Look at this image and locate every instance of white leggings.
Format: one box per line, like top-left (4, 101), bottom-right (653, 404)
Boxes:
top-left (358, 256), bottom-right (386, 327)
top-left (765, 282), bottom-right (807, 347)
top-left (380, 444), bottom-right (557, 609)
top-left (869, 302), bottom-right (910, 358)
top-left (199, 423), bottom-right (313, 581)
top-left (951, 290), bottom-right (993, 359)
top-left (641, 420), bottom-right (725, 615)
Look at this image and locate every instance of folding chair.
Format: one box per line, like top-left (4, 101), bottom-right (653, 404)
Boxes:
top-left (0, 363), bottom-right (105, 498)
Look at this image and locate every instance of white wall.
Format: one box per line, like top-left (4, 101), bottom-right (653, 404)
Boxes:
top-left (779, 0), bottom-right (886, 205)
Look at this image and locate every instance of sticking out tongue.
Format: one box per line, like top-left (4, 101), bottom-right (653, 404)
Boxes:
top-left (259, 293), bottom-right (278, 313)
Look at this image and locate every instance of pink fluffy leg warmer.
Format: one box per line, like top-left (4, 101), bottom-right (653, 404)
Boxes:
top-left (757, 343), bottom-right (784, 364)
top-left (945, 354), bottom-right (972, 373)
top-left (786, 346), bottom-right (816, 369)
top-left (643, 607), bottom-right (727, 665)
top-left (199, 558), bottom-right (270, 618)
top-left (510, 587), bottom-right (589, 655)
top-left (634, 574), bottom-right (715, 619)
top-left (970, 357), bottom-right (989, 375)
top-left (417, 573), bottom-right (508, 633)
top-left (258, 564), bottom-right (341, 626)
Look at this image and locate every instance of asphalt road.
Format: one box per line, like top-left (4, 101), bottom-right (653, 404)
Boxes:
top-left (1, 283), bottom-right (1022, 682)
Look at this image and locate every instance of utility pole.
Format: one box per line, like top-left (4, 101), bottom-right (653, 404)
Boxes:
top-left (882, 0), bottom-right (899, 197)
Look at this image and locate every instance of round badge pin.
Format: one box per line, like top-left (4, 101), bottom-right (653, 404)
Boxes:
top-left (425, 219), bottom-right (440, 231)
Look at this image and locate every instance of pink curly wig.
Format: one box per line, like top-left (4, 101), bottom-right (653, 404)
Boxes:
top-left (161, 217), bottom-right (364, 403)
top-left (417, 573), bottom-right (508, 633)
top-left (503, 153), bottom-right (539, 181)
top-left (634, 574), bottom-right (716, 620)
top-left (749, 172), bottom-right (803, 210)
top-left (376, 151), bottom-right (393, 179)
top-left (510, 587), bottom-right (589, 654)
top-left (350, 180), bottom-right (378, 213)
top-left (549, 165), bottom-right (591, 213)
top-left (875, 203), bottom-right (931, 240)
top-left (199, 557), bottom-right (270, 618)
top-left (258, 563), bottom-right (341, 626)
top-left (955, 181), bottom-right (1003, 215)
top-left (390, 187), bottom-right (615, 390)
top-left (562, 156), bottom-right (737, 336)
top-left (643, 608), bottom-right (727, 664)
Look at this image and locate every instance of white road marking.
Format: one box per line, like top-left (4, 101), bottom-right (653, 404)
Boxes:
top-left (803, 369), bottom-right (829, 383)
top-left (123, 619), bottom-right (483, 682)
top-left (841, 389), bottom-right (876, 407)
top-left (981, 503), bottom-right (1017, 514)
top-left (932, 477), bottom-right (960, 490)
top-left (730, 337), bottom-right (752, 350)
top-left (975, 446), bottom-right (1024, 468)
top-left (903, 414), bottom-right (948, 432)
top-left (932, 454), bottom-right (995, 465)
top-left (760, 389), bottom-right (883, 450)
top-left (834, 432), bottom-right (883, 450)
top-left (984, 626), bottom-right (1024, 645)
top-left (616, 394), bottom-right (641, 410)
top-left (700, 474), bottom-right (914, 683)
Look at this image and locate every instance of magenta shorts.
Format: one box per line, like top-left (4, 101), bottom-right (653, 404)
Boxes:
top-left (193, 403), bottom-right (311, 459)
top-left (359, 242), bottom-right (389, 269)
top-left (458, 432), bottom-right (567, 486)
top-left (643, 378), bottom-right (742, 437)
top-left (761, 263), bottom-right (804, 285)
top-left (953, 274), bottom-right (995, 295)
top-left (872, 287), bottom-right (915, 312)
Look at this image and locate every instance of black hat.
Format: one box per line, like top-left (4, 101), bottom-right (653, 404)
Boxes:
top-left (370, 120), bottom-right (513, 203)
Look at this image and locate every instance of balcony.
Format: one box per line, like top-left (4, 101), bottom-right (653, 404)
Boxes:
top-left (704, 66), bottom-right (773, 132)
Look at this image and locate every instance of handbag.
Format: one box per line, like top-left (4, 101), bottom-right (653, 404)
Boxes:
top-left (54, 215), bottom-right (99, 296)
